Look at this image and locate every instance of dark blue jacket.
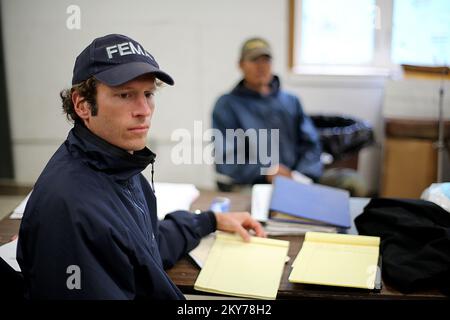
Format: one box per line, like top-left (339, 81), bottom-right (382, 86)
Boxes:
top-left (212, 76), bottom-right (323, 184)
top-left (17, 123), bottom-right (216, 300)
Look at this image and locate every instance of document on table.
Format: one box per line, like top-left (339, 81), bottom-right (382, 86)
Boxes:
top-left (0, 238), bottom-right (20, 271)
top-left (9, 191), bottom-right (32, 219)
top-left (188, 233), bottom-right (215, 268)
top-left (289, 232), bottom-right (381, 290)
top-left (250, 184), bottom-right (272, 222)
top-left (194, 232), bottom-right (289, 300)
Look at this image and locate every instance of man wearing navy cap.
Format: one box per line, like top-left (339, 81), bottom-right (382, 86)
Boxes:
top-left (17, 34), bottom-right (265, 300)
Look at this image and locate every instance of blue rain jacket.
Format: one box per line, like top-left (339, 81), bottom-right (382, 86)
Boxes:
top-left (212, 76), bottom-right (323, 184)
top-left (17, 123), bottom-right (216, 299)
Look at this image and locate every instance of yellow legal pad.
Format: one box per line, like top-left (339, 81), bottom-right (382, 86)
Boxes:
top-left (289, 232), bottom-right (380, 289)
top-left (194, 232), bottom-right (290, 299)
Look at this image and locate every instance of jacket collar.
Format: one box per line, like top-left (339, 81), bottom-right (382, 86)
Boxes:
top-left (66, 123), bottom-right (156, 181)
top-left (231, 75), bottom-right (280, 98)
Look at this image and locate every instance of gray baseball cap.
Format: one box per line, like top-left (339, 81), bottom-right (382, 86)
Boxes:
top-left (240, 38), bottom-right (272, 61)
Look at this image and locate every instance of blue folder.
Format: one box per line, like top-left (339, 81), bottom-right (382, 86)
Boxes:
top-left (269, 176), bottom-right (351, 228)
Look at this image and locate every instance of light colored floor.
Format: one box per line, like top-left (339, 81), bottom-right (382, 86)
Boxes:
top-left (0, 195), bottom-right (25, 221)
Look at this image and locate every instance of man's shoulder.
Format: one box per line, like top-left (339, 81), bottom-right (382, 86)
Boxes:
top-left (31, 169), bottom-right (108, 206)
top-left (25, 170), bottom-right (116, 230)
top-left (277, 89), bottom-right (299, 101)
top-left (213, 91), bottom-right (254, 111)
top-left (29, 147), bottom-right (112, 215)
top-left (212, 94), bottom-right (236, 116)
top-left (214, 92), bottom-right (235, 105)
top-left (38, 155), bottom-right (105, 194)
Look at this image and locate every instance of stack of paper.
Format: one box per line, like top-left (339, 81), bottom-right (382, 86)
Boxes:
top-left (269, 176), bottom-right (351, 229)
top-left (264, 219), bottom-right (338, 236)
top-left (251, 183), bottom-right (339, 235)
top-left (194, 232), bottom-right (289, 299)
top-left (289, 232), bottom-right (381, 290)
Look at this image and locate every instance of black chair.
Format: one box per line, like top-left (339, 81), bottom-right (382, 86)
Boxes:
top-left (0, 257), bottom-right (24, 300)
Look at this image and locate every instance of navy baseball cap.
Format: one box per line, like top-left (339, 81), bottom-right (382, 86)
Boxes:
top-left (72, 34), bottom-right (174, 86)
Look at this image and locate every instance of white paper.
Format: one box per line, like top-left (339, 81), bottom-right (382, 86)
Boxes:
top-left (9, 191), bottom-right (32, 219)
top-left (188, 233), bottom-right (216, 268)
top-left (250, 184), bottom-right (273, 222)
top-left (154, 182), bottom-right (200, 220)
top-left (0, 238), bottom-right (20, 272)
top-left (291, 171), bottom-right (313, 185)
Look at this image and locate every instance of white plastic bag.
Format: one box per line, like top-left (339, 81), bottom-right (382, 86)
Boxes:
top-left (421, 183), bottom-right (450, 213)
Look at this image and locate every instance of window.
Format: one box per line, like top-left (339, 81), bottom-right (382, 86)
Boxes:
top-left (290, 0), bottom-right (450, 75)
top-left (299, 0), bottom-right (377, 65)
top-left (391, 0), bottom-right (450, 66)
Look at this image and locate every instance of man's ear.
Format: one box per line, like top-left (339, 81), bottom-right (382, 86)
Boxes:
top-left (72, 91), bottom-right (91, 122)
top-left (239, 60), bottom-right (244, 71)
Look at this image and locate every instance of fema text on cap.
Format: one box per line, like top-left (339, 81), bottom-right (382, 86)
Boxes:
top-left (106, 41), bottom-right (153, 60)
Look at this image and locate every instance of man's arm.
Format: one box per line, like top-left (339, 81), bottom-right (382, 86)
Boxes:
top-left (156, 210), bottom-right (216, 269)
top-left (293, 98), bottom-right (323, 181)
top-left (17, 199), bottom-right (136, 300)
top-left (157, 210), bottom-right (266, 269)
top-left (212, 96), bottom-right (265, 185)
top-left (214, 211), bottom-right (266, 242)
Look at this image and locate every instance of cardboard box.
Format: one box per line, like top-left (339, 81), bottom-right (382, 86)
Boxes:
top-left (380, 138), bottom-right (437, 198)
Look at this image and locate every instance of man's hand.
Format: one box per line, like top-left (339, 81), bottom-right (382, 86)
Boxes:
top-left (265, 164), bottom-right (292, 183)
top-left (214, 212), bottom-right (266, 242)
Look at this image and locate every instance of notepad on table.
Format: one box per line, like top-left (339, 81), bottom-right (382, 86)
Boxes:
top-left (194, 232), bottom-right (289, 300)
top-left (289, 232), bottom-right (381, 290)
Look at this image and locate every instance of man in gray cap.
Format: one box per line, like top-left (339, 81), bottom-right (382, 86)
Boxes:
top-left (212, 38), bottom-right (368, 196)
top-left (212, 37), bottom-right (323, 189)
top-left (17, 34), bottom-right (265, 300)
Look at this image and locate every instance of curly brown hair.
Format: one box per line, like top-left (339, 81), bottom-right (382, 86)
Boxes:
top-left (60, 77), bottom-right (98, 123)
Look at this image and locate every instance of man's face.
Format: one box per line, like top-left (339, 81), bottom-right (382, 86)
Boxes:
top-left (239, 55), bottom-right (273, 88)
top-left (85, 74), bottom-right (156, 152)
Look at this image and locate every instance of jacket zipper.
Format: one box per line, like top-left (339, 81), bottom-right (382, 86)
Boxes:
top-left (125, 181), bottom-right (151, 241)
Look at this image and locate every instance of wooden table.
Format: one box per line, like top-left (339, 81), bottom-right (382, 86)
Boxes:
top-left (170, 190), bottom-right (448, 300)
top-left (1, 190), bottom-right (447, 300)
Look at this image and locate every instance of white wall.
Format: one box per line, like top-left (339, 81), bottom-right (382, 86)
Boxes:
top-left (2, 0), bottom-right (387, 192)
